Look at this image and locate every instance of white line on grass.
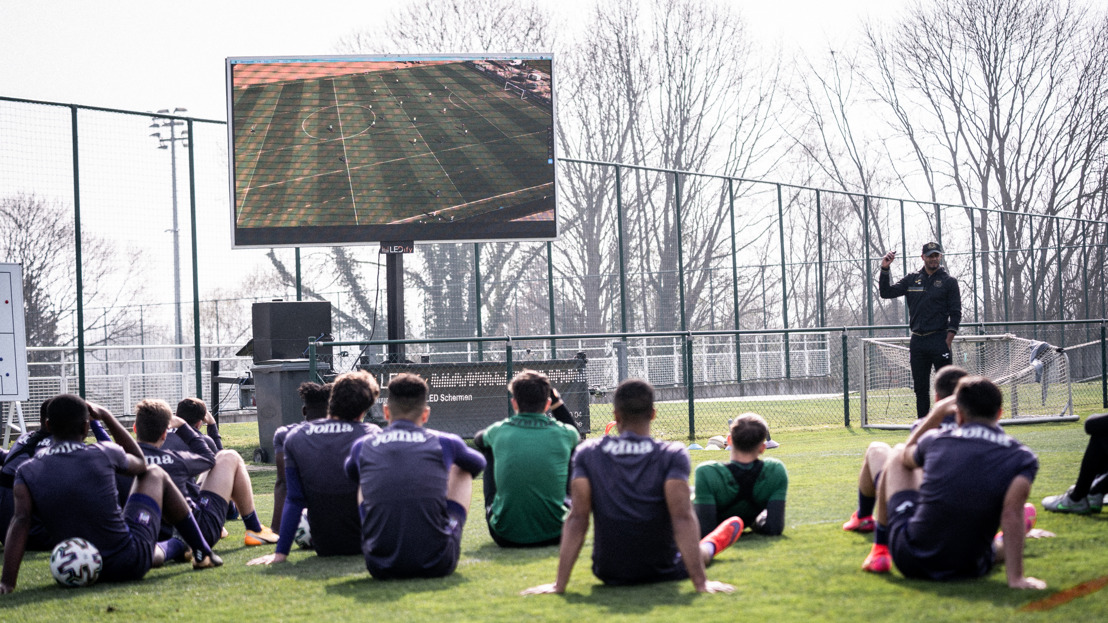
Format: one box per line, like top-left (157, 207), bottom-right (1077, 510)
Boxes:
top-left (332, 79), bottom-right (359, 225)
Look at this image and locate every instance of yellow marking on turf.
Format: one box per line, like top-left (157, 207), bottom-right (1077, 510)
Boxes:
top-left (1019, 575), bottom-right (1108, 611)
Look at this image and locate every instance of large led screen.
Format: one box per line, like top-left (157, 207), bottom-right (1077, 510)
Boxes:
top-left (227, 54), bottom-right (557, 247)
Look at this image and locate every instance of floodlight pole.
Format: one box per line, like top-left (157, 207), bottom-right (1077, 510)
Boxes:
top-left (150, 108), bottom-right (189, 373)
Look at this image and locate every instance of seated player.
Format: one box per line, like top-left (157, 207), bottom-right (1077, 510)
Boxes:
top-left (270, 382), bottom-right (331, 533)
top-left (165, 397), bottom-right (224, 454)
top-left (843, 366), bottom-right (969, 539)
top-left (522, 379), bottom-right (736, 595)
top-left (693, 412), bottom-right (788, 540)
top-left (248, 370), bottom-right (381, 565)
top-left (474, 370), bottom-right (579, 548)
top-left (133, 399), bottom-right (277, 556)
top-left (1, 395), bottom-right (221, 594)
top-left (345, 373), bottom-right (486, 579)
top-left (863, 376), bottom-right (1046, 589)
top-left (1041, 412), bottom-right (1108, 514)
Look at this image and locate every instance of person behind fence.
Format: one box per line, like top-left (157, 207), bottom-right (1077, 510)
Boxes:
top-left (693, 412), bottom-right (788, 540)
top-left (842, 365), bottom-right (969, 548)
top-left (1, 395), bottom-right (222, 594)
top-left (248, 371), bottom-right (382, 566)
top-left (345, 373), bottom-right (486, 579)
top-left (859, 376), bottom-right (1048, 589)
top-left (878, 241), bottom-right (963, 419)
top-left (1040, 412), bottom-right (1108, 514)
top-left (474, 370), bottom-right (579, 548)
top-left (521, 379), bottom-right (737, 595)
top-left (270, 382), bottom-right (331, 533)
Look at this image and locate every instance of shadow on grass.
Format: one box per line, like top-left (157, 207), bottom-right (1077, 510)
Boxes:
top-left (0, 560), bottom-right (197, 610)
top-left (560, 581), bottom-right (698, 612)
top-left (323, 571), bottom-right (469, 602)
top-left (468, 540), bottom-right (561, 565)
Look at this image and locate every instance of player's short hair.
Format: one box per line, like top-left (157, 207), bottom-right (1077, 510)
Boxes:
top-left (329, 370), bottom-right (380, 422)
top-left (386, 373), bottom-right (429, 420)
top-left (134, 399), bottom-right (173, 443)
top-left (46, 394), bottom-right (89, 440)
top-left (299, 382), bottom-right (332, 419)
top-left (509, 369), bottom-right (551, 413)
top-left (176, 397), bottom-right (208, 427)
top-left (38, 397), bottom-right (53, 427)
top-left (613, 379), bottom-right (654, 423)
top-left (730, 413), bottom-right (770, 452)
top-left (955, 375), bottom-right (1003, 421)
top-left (933, 366), bottom-right (969, 400)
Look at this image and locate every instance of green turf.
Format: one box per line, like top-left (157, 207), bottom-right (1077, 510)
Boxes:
top-left (2, 420), bottom-right (1106, 622)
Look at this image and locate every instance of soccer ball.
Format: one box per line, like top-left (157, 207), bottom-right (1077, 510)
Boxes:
top-left (50, 538), bottom-right (102, 588)
top-left (294, 509), bottom-right (313, 550)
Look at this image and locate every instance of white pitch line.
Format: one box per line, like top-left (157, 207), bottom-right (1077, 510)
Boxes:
top-left (332, 79), bottom-right (359, 225)
top-left (239, 88), bottom-right (281, 211)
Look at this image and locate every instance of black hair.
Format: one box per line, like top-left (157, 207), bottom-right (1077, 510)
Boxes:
top-left (509, 370), bottom-right (552, 413)
top-left (46, 394), bottom-right (89, 440)
top-left (386, 373), bottom-right (429, 420)
top-left (955, 375), bottom-right (1003, 421)
top-left (612, 379), bottom-right (654, 423)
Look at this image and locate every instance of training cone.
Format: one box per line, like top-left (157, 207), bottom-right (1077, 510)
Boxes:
top-left (605, 421), bottom-right (618, 435)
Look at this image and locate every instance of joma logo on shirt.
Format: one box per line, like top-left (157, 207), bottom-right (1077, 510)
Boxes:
top-left (602, 440), bottom-right (654, 455)
top-left (305, 422), bottom-right (355, 435)
top-left (371, 430), bottom-right (426, 446)
top-left (145, 455), bottom-right (175, 466)
top-left (46, 442), bottom-right (83, 455)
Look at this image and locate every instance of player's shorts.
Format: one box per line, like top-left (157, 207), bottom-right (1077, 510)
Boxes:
top-left (365, 500), bottom-right (468, 579)
top-left (887, 490), bottom-right (992, 580)
top-left (195, 490), bottom-right (230, 546)
top-left (485, 504), bottom-right (561, 548)
top-left (100, 493), bottom-right (161, 583)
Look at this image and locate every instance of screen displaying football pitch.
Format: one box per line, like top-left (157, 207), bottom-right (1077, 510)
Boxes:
top-left (226, 54), bottom-right (557, 248)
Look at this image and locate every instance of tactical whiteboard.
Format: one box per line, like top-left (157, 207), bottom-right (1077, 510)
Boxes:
top-left (0, 263), bottom-right (29, 402)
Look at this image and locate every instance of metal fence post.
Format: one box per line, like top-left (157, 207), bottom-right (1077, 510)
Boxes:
top-left (817, 190), bottom-right (825, 327)
top-left (777, 184), bottom-right (790, 377)
top-left (70, 105), bottom-right (86, 398)
top-left (474, 243), bottom-right (483, 361)
top-left (295, 248), bottom-right (302, 301)
top-left (546, 241), bottom-right (557, 358)
top-left (729, 179), bottom-right (742, 381)
top-left (675, 173), bottom-right (688, 332)
top-left (842, 330), bottom-right (850, 427)
top-left (616, 165), bottom-right (628, 336)
top-left (1102, 324), bottom-right (1107, 409)
top-left (864, 195), bottom-right (873, 328)
top-left (506, 339), bottom-right (514, 417)
top-left (186, 119), bottom-right (203, 399)
top-left (685, 333), bottom-right (695, 440)
top-left (971, 207), bottom-right (979, 323)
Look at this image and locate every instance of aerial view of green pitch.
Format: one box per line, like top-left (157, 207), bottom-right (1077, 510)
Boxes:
top-left (228, 57), bottom-right (556, 247)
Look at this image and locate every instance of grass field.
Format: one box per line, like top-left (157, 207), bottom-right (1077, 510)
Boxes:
top-left (2, 415), bottom-right (1106, 622)
top-left (232, 60), bottom-right (554, 231)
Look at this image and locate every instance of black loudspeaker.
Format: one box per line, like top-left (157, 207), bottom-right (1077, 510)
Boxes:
top-left (251, 301), bottom-right (332, 362)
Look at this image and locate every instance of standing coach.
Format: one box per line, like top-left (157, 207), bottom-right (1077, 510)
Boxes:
top-left (878, 241), bottom-right (963, 419)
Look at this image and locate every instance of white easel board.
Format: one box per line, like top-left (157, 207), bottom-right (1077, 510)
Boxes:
top-left (0, 262), bottom-right (29, 402)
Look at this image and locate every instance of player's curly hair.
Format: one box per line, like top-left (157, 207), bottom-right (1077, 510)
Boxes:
top-left (509, 370), bottom-right (551, 413)
top-left (135, 399), bottom-right (173, 443)
top-left (298, 382), bottom-right (332, 419)
top-left (329, 370), bottom-right (380, 421)
top-left (613, 379), bottom-right (654, 423)
top-left (46, 394), bottom-right (89, 440)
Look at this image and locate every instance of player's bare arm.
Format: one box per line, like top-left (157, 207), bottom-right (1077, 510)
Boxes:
top-left (665, 478), bottom-right (734, 594)
top-left (0, 483), bottom-right (34, 594)
top-left (521, 477), bottom-right (591, 595)
top-left (89, 402), bottom-right (144, 459)
top-left (1000, 476), bottom-right (1046, 590)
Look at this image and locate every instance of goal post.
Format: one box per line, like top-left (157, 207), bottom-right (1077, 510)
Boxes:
top-left (860, 333), bottom-right (1079, 429)
top-left (503, 80), bottom-right (527, 99)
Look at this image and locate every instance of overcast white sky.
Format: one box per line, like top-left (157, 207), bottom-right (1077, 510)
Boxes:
top-left (0, 0), bottom-right (905, 121)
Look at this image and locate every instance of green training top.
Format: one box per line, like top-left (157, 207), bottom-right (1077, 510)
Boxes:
top-left (480, 412), bottom-right (579, 544)
top-left (692, 457), bottom-right (789, 527)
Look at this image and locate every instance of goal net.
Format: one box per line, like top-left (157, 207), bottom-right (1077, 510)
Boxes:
top-left (861, 333), bottom-right (1078, 428)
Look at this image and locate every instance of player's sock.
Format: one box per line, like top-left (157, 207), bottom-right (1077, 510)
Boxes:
top-left (175, 512), bottom-right (214, 557)
top-left (242, 510), bottom-right (263, 532)
top-left (874, 523), bottom-right (888, 547)
top-left (858, 492), bottom-right (876, 519)
top-left (158, 537), bottom-right (188, 562)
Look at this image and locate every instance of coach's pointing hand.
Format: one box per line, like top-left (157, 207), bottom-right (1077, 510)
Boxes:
top-left (880, 251), bottom-right (896, 270)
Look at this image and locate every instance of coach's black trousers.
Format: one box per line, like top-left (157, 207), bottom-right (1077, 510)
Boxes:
top-left (909, 332), bottom-right (951, 419)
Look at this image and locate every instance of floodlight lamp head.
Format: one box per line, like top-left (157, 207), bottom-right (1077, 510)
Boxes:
top-left (149, 132), bottom-right (161, 138)
top-left (157, 109), bottom-right (169, 114)
top-left (173, 107), bottom-right (187, 113)
top-left (158, 144), bottom-right (168, 150)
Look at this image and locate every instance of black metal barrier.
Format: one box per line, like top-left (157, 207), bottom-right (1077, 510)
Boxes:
top-left (354, 358), bottom-right (590, 438)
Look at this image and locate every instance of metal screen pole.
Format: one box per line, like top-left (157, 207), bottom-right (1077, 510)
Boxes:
top-left (546, 241), bottom-right (557, 358)
top-left (71, 105), bottom-right (86, 397)
top-left (187, 120), bottom-right (202, 399)
top-left (685, 334), bottom-right (695, 440)
top-left (295, 248), bottom-right (302, 301)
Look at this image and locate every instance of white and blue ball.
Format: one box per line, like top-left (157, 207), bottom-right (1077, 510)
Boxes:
top-left (50, 537), bottom-right (102, 588)
top-left (294, 509), bottom-right (313, 550)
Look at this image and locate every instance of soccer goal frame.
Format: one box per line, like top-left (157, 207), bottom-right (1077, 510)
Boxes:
top-left (860, 333), bottom-right (1079, 429)
top-left (503, 80), bottom-right (527, 99)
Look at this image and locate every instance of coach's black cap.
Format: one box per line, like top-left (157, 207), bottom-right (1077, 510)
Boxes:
top-left (922, 241), bottom-right (943, 256)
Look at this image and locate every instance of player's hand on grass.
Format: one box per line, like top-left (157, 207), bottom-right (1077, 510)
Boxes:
top-left (697, 580), bottom-right (735, 594)
top-left (1009, 576), bottom-right (1047, 590)
top-left (520, 582), bottom-right (563, 595)
top-left (246, 553), bottom-right (287, 566)
top-left (1027, 528), bottom-right (1055, 539)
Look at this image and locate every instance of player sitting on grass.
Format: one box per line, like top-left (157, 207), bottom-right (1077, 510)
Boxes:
top-left (861, 376), bottom-right (1047, 589)
top-left (522, 379), bottom-right (736, 595)
top-left (165, 397), bottom-right (224, 455)
top-left (270, 382), bottom-right (331, 533)
top-left (693, 412), bottom-right (787, 540)
top-left (345, 373), bottom-right (486, 579)
top-left (842, 366), bottom-right (969, 540)
top-left (248, 370), bottom-right (382, 565)
top-left (1, 395), bottom-right (221, 594)
top-left (134, 398), bottom-right (277, 559)
top-left (1041, 411), bottom-right (1108, 514)
top-left (474, 370), bottom-right (579, 548)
